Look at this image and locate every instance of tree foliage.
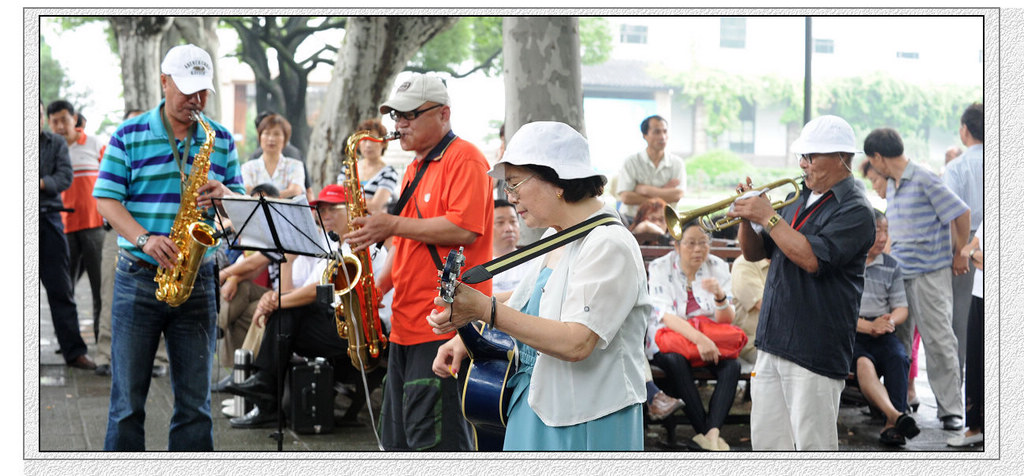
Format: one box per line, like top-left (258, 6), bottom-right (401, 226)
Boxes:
top-left (39, 41), bottom-right (71, 108)
top-left (664, 68), bottom-right (980, 162)
top-left (578, 17), bottom-right (612, 65)
top-left (414, 17), bottom-right (610, 79)
top-left (222, 16), bottom-right (346, 155)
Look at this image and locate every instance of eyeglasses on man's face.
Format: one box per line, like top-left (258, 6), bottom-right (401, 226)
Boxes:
top-left (389, 103), bottom-right (443, 122)
top-left (798, 153), bottom-right (840, 165)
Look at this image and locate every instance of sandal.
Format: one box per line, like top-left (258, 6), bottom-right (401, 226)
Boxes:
top-left (895, 413), bottom-right (920, 439)
top-left (879, 427), bottom-right (906, 446)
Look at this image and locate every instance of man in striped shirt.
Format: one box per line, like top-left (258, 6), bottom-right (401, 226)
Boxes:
top-left (94, 44), bottom-right (244, 451)
top-left (865, 127), bottom-right (971, 432)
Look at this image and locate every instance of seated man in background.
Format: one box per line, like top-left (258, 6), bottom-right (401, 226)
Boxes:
top-left (225, 185), bottom-right (389, 428)
top-left (852, 209), bottom-right (919, 446)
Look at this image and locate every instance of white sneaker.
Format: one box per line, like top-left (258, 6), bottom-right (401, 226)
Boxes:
top-left (222, 399), bottom-right (242, 418)
top-left (947, 432), bottom-right (983, 447)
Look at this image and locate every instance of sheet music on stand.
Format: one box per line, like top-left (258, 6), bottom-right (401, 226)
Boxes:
top-left (216, 194), bottom-right (331, 259)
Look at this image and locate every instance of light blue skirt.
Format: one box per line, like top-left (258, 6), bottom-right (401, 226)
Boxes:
top-left (501, 266), bottom-right (643, 451)
top-left (501, 345), bottom-right (643, 451)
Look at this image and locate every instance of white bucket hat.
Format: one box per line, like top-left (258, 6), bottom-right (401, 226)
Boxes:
top-left (791, 115), bottom-right (860, 154)
top-left (379, 74), bottom-right (450, 114)
top-left (161, 44), bottom-right (216, 95)
top-left (488, 121), bottom-right (604, 182)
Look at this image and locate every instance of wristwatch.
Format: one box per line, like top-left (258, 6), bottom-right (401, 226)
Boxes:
top-left (135, 232), bottom-right (151, 249)
top-left (765, 214), bottom-right (783, 233)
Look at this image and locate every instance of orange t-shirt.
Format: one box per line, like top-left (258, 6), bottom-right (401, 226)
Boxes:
top-left (61, 129), bottom-right (106, 233)
top-left (389, 136), bottom-right (494, 346)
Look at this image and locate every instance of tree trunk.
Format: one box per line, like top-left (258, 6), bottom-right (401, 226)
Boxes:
top-left (109, 17), bottom-right (174, 113)
top-left (162, 17), bottom-right (223, 122)
top-left (502, 17), bottom-right (584, 245)
top-left (306, 16), bottom-right (457, 191)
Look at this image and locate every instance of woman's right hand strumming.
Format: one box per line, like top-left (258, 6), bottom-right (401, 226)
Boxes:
top-left (432, 334), bottom-right (468, 379)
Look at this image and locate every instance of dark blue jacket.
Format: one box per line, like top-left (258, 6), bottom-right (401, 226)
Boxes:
top-left (39, 130), bottom-right (72, 212)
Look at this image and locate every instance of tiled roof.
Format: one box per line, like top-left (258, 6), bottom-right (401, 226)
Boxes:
top-left (582, 59), bottom-right (670, 91)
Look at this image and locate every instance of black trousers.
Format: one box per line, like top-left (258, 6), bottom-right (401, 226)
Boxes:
top-left (253, 304), bottom-right (352, 406)
top-left (39, 211), bottom-right (87, 361)
top-left (67, 225), bottom-right (104, 329)
top-left (654, 351), bottom-right (741, 435)
top-left (965, 296), bottom-right (984, 431)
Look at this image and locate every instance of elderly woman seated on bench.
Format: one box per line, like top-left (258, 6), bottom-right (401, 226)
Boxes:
top-left (646, 218), bottom-right (741, 451)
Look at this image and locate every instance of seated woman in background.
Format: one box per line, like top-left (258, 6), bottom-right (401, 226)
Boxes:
top-left (630, 197), bottom-right (672, 245)
top-left (242, 114), bottom-right (306, 199)
top-left (647, 218), bottom-right (741, 451)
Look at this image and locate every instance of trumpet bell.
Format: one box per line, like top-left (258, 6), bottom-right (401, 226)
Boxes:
top-left (664, 177), bottom-right (802, 237)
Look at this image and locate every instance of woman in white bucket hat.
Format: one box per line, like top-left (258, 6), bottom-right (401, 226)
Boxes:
top-left (428, 121), bottom-right (650, 451)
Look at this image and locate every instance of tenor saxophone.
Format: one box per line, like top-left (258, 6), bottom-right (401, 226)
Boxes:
top-left (155, 111), bottom-right (220, 307)
top-left (322, 129), bottom-right (399, 371)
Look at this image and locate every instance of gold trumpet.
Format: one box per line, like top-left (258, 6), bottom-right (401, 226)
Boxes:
top-left (665, 177), bottom-right (803, 238)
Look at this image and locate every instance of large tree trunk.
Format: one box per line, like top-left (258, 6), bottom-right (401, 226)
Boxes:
top-left (109, 17), bottom-right (174, 113)
top-left (162, 17), bottom-right (222, 122)
top-left (503, 17), bottom-right (584, 245)
top-left (306, 16), bottom-right (457, 191)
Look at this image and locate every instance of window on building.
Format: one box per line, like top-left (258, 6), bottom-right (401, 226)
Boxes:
top-left (620, 24), bottom-right (648, 44)
top-left (720, 17), bottom-right (746, 48)
top-left (896, 51), bottom-right (919, 59)
top-left (728, 100), bottom-right (755, 154)
top-left (814, 38), bottom-right (834, 54)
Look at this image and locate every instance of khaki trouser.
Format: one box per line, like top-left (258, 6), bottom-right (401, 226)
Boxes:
top-left (216, 280), bottom-right (270, 369)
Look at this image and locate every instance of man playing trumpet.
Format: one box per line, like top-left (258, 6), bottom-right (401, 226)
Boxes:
top-left (727, 115), bottom-right (876, 450)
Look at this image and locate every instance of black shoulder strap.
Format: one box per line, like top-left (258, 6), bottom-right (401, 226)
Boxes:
top-left (461, 213), bottom-right (624, 284)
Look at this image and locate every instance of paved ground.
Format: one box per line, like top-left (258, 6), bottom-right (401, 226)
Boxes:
top-left (35, 277), bottom-right (984, 453)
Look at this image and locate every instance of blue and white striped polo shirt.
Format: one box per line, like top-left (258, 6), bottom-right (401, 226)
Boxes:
top-left (886, 160), bottom-right (969, 277)
top-left (93, 100), bottom-right (245, 265)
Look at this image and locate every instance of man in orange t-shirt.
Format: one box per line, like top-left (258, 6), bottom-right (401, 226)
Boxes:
top-left (47, 100), bottom-right (107, 333)
top-left (346, 74), bottom-right (493, 451)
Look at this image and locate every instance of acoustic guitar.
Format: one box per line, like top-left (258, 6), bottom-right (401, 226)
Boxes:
top-left (439, 247), bottom-right (518, 451)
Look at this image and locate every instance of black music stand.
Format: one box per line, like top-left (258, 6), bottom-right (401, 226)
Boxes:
top-left (213, 193), bottom-right (335, 451)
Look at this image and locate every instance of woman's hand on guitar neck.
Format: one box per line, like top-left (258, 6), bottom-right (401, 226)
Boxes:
top-left (427, 280), bottom-right (490, 334)
top-left (431, 335), bottom-right (468, 379)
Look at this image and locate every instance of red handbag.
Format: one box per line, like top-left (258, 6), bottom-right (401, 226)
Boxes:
top-left (654, 315), bottom-right (748, 367)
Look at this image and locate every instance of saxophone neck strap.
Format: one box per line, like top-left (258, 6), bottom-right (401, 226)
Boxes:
top-left (461, 213), bottom-right (624, 284)
top-left (160, 106), bottom-right (195, 190)
top-left (388, 131), bottom-right (457, 217)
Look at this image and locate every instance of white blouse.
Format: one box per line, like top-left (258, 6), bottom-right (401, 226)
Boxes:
top-left (505, 208), bottom-right (650, 427)
top-left (645, 250), bottom-right (733, 358)
top-left (241, 155), bottom-right (305, 192)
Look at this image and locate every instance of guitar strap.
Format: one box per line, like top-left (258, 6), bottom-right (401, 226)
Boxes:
top-left (461, 213), bottom-right (623, 284)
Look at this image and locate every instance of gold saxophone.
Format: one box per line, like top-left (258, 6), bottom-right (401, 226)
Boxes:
top-left (155, 111), bottom-right (220, 307)
top-left (322, 129), bottom-right (399, 371)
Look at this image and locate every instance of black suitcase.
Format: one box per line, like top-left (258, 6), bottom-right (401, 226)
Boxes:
top-left (289, 357), bottom-right (335, 434)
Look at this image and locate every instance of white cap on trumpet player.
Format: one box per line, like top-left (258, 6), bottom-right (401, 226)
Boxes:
top-left (791, 115), bottom-right (860, 154)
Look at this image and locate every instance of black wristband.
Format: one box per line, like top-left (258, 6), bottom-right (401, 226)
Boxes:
top-left (490, 296), bottom-right (497, 328)
top-left (715, 295), bottom-right (727, 303)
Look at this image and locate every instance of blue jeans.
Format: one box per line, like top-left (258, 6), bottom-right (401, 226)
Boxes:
top-left (104, 253), bottom-right (217, 451)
